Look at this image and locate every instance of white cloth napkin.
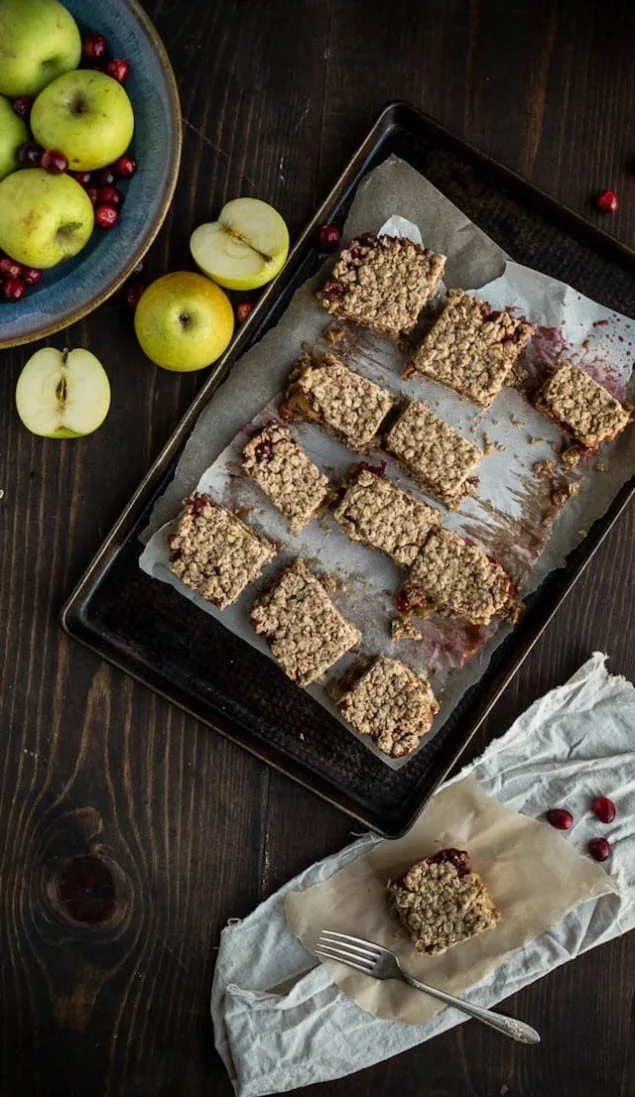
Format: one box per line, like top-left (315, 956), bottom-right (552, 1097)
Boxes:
top-left (211, 654), bottom-right (635, 1096)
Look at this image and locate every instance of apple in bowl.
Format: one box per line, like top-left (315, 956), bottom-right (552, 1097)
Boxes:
top-left (31, 69), bottom-right (135, 171)
top-left (0, 168), bottom-right (94, 267)
top-left (0, 95), bottom-right (28, 181)
top-left (0, 0), bottom-right (81, 98)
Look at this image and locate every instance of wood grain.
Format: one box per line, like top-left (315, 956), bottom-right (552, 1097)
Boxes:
top-left (0, 0), bottom-right (634, 1094)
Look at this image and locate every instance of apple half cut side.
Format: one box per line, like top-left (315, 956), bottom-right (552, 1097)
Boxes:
top-left (15, 347), bottom-right (111, 438)
top-left (190, 197), bottom-right (290, 291)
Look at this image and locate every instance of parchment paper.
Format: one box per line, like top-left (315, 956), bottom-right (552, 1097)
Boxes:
top-left (284, 775), bottom-right (612, 1025)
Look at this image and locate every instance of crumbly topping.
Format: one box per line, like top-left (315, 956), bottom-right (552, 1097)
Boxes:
top-left (535, 361), bottom-right (631, 448)
top-left (317, 232), bottom-right (446, 341)
top-left (399, 526), bottom-right (522, 625)
top-left (168, 493), bottom-right (275, 610)
top-left (533, 458), bottom-right (555, 477)
top-left (242, 421), bottom-right (329, 529)
top-left (405, 289), bottom-right (534, 407)
top-left (250, 558), bottom-right (361, 686)
top-left (337, 655), bottom-right (438, 757)
top-left (332, 466), bottom-right (440, 567)
top-left (391, 615), bottom-right (422, 641)
top-left (388, 853), bottom-right (501, 955)
top-left (384, 399), bottom-right (483, 508)
top-left (280, 351), bottom-right (395, 451)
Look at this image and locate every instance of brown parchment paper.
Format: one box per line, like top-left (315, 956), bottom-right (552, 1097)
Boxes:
top-left (284, 776), bottom-right (612, 1025)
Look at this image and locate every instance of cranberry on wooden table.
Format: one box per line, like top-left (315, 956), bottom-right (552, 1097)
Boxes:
top-left (124, 281), bottom-right (145, 310)
top-left (318, 223), bottom-right (341, 251)
top-left (236, 301), bottom-right (253, 324)
top-left (595, 189), bottom-right (619, 212)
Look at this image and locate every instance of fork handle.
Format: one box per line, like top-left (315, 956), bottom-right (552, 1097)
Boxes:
top-left (403, 975), bottom-right (540, 1045)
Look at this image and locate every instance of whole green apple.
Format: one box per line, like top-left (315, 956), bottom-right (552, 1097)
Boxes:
top-left (134, 272), bottom-right (235, 371)
top-left (0, 94), bottom-right (28, 180)
top-left (0, 0), bottom-right (81, 98)
top-left (31, 70), bottom-right (135, 172)
top-left (0, 168), bottom-right (94, 268)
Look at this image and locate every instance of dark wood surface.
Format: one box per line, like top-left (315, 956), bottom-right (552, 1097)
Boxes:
top-left (1, 1), bottom-right (634, 1094)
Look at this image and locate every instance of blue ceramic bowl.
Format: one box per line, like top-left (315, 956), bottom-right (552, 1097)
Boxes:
top-left (0, 0), bottom-right (181, 349)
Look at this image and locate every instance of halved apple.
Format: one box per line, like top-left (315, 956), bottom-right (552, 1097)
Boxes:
top-left (190, 197), bottom-right (289, 291)
top-left (15, 346), bottom-right (111, 438)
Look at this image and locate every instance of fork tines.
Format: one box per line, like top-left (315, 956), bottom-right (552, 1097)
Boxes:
top-left (315, 929), bottom-right (380, 971)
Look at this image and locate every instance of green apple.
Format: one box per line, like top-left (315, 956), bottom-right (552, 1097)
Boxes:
top-left (0, 94), bottom-right (28, 180)
top-left (190, 198), bottom-right (290, 291)
top-left (0, 0), bottom-right (81, 98)
top-left (15, 347), bottom-right (111, 438)
top-left (31, 70), bottom-right (134, 172)
top-left (134, 272), bottom-right (235, 372)
top-left (0, 168), bottom-right (94, 267)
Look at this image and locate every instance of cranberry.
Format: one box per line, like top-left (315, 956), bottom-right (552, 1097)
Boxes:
top-left (85, 186), bottom-right (99, 206)
top-left (71, 170), bottom-right (93, 187)
top-left (106, 58), bottom-right (129, 84)
top-left (22, 267), bottom-right (42, 286)
top-left (592, 796), bottom-right (616, 824)
top-left (588, 837), bottom-right (611, 862)
top-left (82, 32), bottom-right (107, 61)
top-left (114, 155), bottom-right (136, 179)
top-left (41, 149), bottom-right (68, 175)
top-left (2, 277), bottom-right (25, 302)
top-left (12, 96), bottom-right (32, 118)
top-left (0, 258), bottom-right (23, 279)
top-left (236, 301), bottom-right (253, 324)
top-left (124, 280), bottom-right (145, 309)
top-left (546, 808), bottom-right (574, 830)
top-left (95, 204), bottom-right (119, 229)
top-left (319, 224), bottom-right (341, 251)
top-left (358, 460), bottom-right (387, 477)
top-left (596, 189), bottom-right (619, 213)
top-left (97, 185), bottom-right (122, 207)
top-left (97, 167), bottom-right (116, 187)
top-left (18, 141), bottom-right (42, 167)
top-left (396, 591), bottom-right (411, 614)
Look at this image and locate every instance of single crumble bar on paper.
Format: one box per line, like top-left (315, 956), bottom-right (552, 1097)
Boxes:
top-left (337, 655), bottom-right (439, 758)
top-left (317, 232), bottom-right (446, 342)
top-left (250, 558), bottom-right (361, 686)
top-left (168, 493), bottom-right (275, 610)
top-left (387, 849), bottom-right (501, 955)
top-left (383, 399), bottom-right (484, 508)
top-left (398, 526), bottom-right (522, 625)
top-left (279, 351), bottom-right (395, 451)
top-left (332, 465), bottom-right (440, 567)
top-left (534, 360), bottom-right (632, 449)
top-left (241, 421), bottom-right (329, 530)
top-left (405, 289), bottom-right (534, 407)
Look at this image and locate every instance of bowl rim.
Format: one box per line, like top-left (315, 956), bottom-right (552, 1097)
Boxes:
top-left (0, 0), bottom-right (182, 350)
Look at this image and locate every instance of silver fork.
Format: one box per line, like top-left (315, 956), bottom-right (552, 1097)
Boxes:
top-left (316, 930), bottom-right (540, 1045)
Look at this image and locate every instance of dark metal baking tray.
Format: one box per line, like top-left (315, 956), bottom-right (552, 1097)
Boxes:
top-left (62, 101), bottom-right (635, 837)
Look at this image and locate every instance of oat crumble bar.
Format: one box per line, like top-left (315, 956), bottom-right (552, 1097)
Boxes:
top-left (337, 655), bottom-right (438, 758)
top-left (279, 351), bottom-right (395, 451)
top-left (383, 399), bottom-right (484, 508)
top-left (405, 289), bottom-right (534, 407)
top-left (387, 849), bottom-right (501, 955)
top-left (534, 361), bottom-right (632, 448)
top-left (241, 421), bottom-right (329, 530)
top-left (168, 493), bottom-right (275, 610)
top-left (317, 232), bottom-right (446, 342)
top-left (332, 465), bottom-right (440, 567)
top-left (398, 526), bottom-right (522, 625)
top-left (250, 558), bottom-right (361, 686)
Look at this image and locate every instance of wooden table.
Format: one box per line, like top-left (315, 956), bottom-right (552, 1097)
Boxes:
top-left (1, 1), bottom-right (634, 1093)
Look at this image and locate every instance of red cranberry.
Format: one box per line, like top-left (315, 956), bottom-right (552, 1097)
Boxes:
top-left (588, 837), bottom-right (611, 862)
top-left (596, 189), bottom-right (619, 213)
top-left (2, 277), bottom-right (25, 302)
top-left (98, 185), bottom-right (121, 207)
top-left (592, 796), bottom-right (616, 824)
top-left (22, 267), bottom-right (42, 286)
top-left (82, 32), bottom-right (107, 61)
top-left (97, 167), bottom-right (116, 187)
top-left (41, 149), bottom-right (68, 175)
top-left (319, 224), bottom-right (341, 251)
top-left (12, 96), bottom-right (32, 118)
top-left (95, 204), bottom-right (119, 229)
top-left (115, 155), bottom-right (136, 179)
top-left (124, 280), bottom-right (145, 309)
top-left (396, 591), bottom-right (410, 614)
top-left (71, 170), bottom-right (93, 186)
top-left (0, 257), bottom-right (23, 279)
top-left (106, 58), bottom-right (129, 84)
top-left (85, 186), bottom-right (99, 206)
top-left (236, 301), bottom-right (253, 324)
top-left (18, 141), bottom-right (42, 167)
top-left (546, 808), bottom-right (574, 830)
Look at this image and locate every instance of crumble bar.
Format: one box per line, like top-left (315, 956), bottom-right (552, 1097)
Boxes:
top-left (383, 399), bottom-right (483, 508)
top-left (279, 351), bottom-right (395, 451)
top-left (405, 289), bottom-right (533, 407)
top-left (332, 465), bottom-right (440, 567)
top-left (242, 421), bottom-right (329, 530)
top-left (387, 849), bottom-right (501, 955)
top-left (337, 655), bottom-right (439, 758)
top-left (250, 558), bottom-right (361, 686)
top-left (317, 232), bottom-right (446, 342)
top-left (534, 361), bottom-right (631, 448)
top-left (168, 493), bottom-right (275, 610)
top-left (398, 526), bottom-right (522, 625)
